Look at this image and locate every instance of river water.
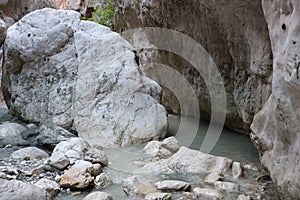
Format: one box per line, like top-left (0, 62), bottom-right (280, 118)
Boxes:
top-left (55, 114), bottom-right (267, 200)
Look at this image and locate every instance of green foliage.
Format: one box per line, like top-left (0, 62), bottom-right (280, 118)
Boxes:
top-left (84, 0), bottom-right (115, 29)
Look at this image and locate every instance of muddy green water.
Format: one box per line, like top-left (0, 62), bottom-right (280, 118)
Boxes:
top-left (55, 115), bottom-right (263, 200)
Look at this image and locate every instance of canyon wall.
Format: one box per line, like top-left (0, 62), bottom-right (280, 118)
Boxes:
top-left (115, 0), bottom-right (273, 134)
top-left (251, 0), bottom-right (300, 199)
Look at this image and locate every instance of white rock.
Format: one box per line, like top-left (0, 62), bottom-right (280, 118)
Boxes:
top-left (161, 137), bottom-right (180, 153)
top-left (48, 138), bottom-right (108, 169)
top-left (232, 162), bottom-right (243, 179)
top-left (193, 187), bottom-right (222, 199)
top-left (144, 147), bottom-right (233, 174)
top-left (2, 8), bottom-right (167, 148)
top-left (0, 122), bottom-right (27, 147)
top-left (10, 147), bottom-right (49, 160)
top-left (214, 181), bottom-right (239, 192)
top-left (237, 194), bottom-right (251, 200)
top-left (94, 173), bottom-right (113, 189)
top-left (204, 172), bottom-right (223, 184)
top-left (83, 191), bottom-right (113, 200)
top-left (34, 178), bottom-right (60, 197)
top-left (154, 180), bottom-right (191, 191)
top-left (145, 192), bottom-right (172, 200)
top-left (123, 175), bottom-right (157, 197)
top-left (0, 179), bottom-right (47, 200)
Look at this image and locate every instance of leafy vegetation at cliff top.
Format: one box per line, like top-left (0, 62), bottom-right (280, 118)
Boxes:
top-left (83, 0), bottom-right (115, 29)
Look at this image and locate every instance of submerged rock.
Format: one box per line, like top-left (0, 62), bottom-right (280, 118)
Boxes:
top-left (2, 8), bottom-right (167, 148)
top-left (123, 175), bottom-right (157, 197)
top-left (83, 191), bottom-right (113, 200)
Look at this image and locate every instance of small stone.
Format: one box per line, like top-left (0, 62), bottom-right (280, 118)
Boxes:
top-left (161, 137), bottom-right (180, 153)
top-left (30, 165), bottom-right (46, 176)
top-left (214, 181), bottom-right (239, 192)
top-left (155, 180), bottom-right (191, 192)
top-left (204, 172), bottom-right (223, 184)
top-left (10, 147), bottom-right (49, 160)
top-left (60, 166), bottom-right (94, 189)
top-left (145, 192), bottom-right (172, 200)
top-left (34, 178), bottom-right (60, 197)
top-left (48, 154), bottom-right (70, 170)
top-left (237, 194), bottom-right (251, 200)
top-left (144, 141), bottom-right (161, 156)
top-left (94, 173), bottom-right (113, 189)
top-left (123, 175), bottom-right (157, 197)
top-left (232, 162), bottom-right (243, 179)
top-left (83, 191), bottom-right (113, 200)
top-left (193, 187), bottom-right (222, 199)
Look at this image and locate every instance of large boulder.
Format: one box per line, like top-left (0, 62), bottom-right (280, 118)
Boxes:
top-left (115, 0), bottom-right (272, 134)
top-left (250, 0), bottom-right (300, 199)
top-left (2, 8), bottom-right (167, 147)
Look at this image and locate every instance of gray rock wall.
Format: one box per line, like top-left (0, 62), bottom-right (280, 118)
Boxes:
top-left (115, 0), bottom-right (273, 134)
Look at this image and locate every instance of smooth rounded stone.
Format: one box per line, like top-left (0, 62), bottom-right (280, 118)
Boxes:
top-left (193, 187), bottom-right (222, 199)
top-left (204, 172), bottom-right (224, 184)
top-left (83, 191), bottom-right (113, 200)
top-left (0, 178), bottom-right (47, 200)
top-left (161, 137), bottom-right (180, 153)
top-left (232, 162), bottom-right (243, 179)
top-left (154, 180), bottom-right (191, 192)
top-left (48, 138), bottom-right (108, 170)
top-left (145, 192), bottom-right (172, 200)
top-left (30, 165), bottom-right (46, 176)
top-left (10, 147), bottom-right (49, 160)
top-left (34, 178), bottom-right (60, 197)
top-left (214, 181), bottom-right (239, 192)
top-left (36, 124), bottom-right (76, 149)
top-left (144, 147), bottom-right (233, 174)
top-left (94, 173), bottom-right (113, 189)
top-left (0, 122), bottom-right (28, 147)
top-left (2, 8), bottom-right (167, 148)
top-left (237, 194), bottom-right (251, 200)
top-left (60, 166), bottom-right (94, 189)
top-left (123, 175), bottom-right (157, 197)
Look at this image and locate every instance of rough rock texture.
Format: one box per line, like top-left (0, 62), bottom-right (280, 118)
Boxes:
top-left (2, 8), bottom-right (167, 147)
top-left (154, 180), bottom-right (191, 192)
top-left (143, 146), bottom-right (233, 174)
top-left (0, 122), bottom-right (28, 147)
top-left (48, 138), bottom-right (108, 170)
top-left (83, 191), bottom-right (113, 200)
top-left (115, 0), bottom-right (273, 134)
top-left (34, 178), bottom-right (60, 197)
top-left (250, 1), bottom-right (300, 199)
top-left (0, 178), bottom-right (47, 200)
top-left (123, 175), bottom-right (157, 197)
top-left (60, 166), bottom-right (94, 189)
top-left (10, 147), bottom-right (49, 160)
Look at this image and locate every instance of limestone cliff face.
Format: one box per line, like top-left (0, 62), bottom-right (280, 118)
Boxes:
top-left (251, 1), bottom-right (300, 199)
top-left (115, 0), bottom-right (273, 134)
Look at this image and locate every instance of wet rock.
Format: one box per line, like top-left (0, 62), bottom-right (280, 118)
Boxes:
top-left (2, 8), bottom-right (167, 148)
top-left (83, 191), bottom-right (113, 200)
top-left (144, 137), bottom-right (180, 159)
top-left (10, 147), bottom-right (49, 160)
top-left (154, 180), bottom-right (191, 192)
top-left (193, 187), bottom-right (222, 199)
top-left (94, 173), bottom-right (113, 189)
top-left (123, 175), bottom-right (157, 197)
top-left (60, 166), bottom-right (94, 189)
top-left (36, 124), bottom-right (76, 149)
top-left (232, 162), bottom-right (243, 179)
top-left (0, 178), bottom-right (47, 200)
top-left (0, 122), bottom-right (28, 147)
top-left (214, 181), bottom-right (239, 192)
top-left (34, 178), bottom-right (60, 197)
top-left (48, 138), bottom-right (108, 170)
top-left (204, 172), bottom-right (223, 184)
top-left (145, 192), bottom-right (172, 200)
top-left (144, 147), bottom-right (233, 174)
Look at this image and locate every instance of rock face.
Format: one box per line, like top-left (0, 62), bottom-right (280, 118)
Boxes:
top-left (115, 0), bottom-right (273, 134)
top-left (250, 1), bottom-right (300, 199)
top-left (2, 8), bottom-right (167, 147)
